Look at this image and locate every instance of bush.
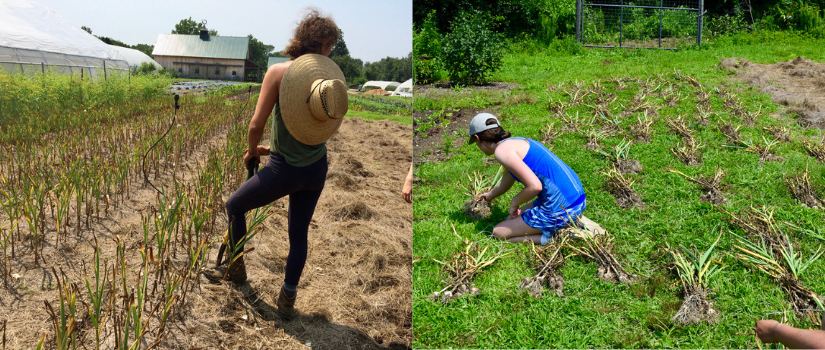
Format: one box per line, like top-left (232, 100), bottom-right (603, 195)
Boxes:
top-left (158, 68), bottom-right (178, 79)
top-left (131, 62), bottom-right (157, 76)
top-left (442, 10), bottom-right (504, 85)
top-left (705, 13), bottom-right (750, 37)
top-left (351, 76), bottom-right (368, 87)
top-left (385, 85), bottom-right (397, 91)
top-left (414, 10), bottom-right (443, 84)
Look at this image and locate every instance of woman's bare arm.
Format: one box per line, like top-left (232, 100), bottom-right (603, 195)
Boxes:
top-left (245, 62), bottom-right (289, 166)
top-left (483, 171), bottom-right (515, 202)
top-left (495, 142), bottom-right (541, 217)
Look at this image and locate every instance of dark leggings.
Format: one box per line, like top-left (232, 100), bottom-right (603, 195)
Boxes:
top-left (225, 153), bottom-right (327, 286)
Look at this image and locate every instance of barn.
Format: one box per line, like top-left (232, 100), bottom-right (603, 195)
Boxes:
top-left (152, 28), bottom-right (262, 82)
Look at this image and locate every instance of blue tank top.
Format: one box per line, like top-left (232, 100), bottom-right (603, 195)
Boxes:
top-left (502, 137), bottom-right (585, 209)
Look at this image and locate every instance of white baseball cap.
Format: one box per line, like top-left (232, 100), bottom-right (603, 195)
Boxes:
top-left (468, 113), bottom-right (501, 144)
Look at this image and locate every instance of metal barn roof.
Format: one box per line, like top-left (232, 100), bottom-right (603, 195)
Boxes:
top-left (152, 33), bottom-right (249, 60)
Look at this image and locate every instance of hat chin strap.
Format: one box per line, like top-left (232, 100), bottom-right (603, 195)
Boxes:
top-left (307, 79), bottom-right (335, 120)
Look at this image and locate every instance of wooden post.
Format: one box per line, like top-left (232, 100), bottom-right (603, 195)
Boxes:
top-left (41, 62), bottom-right (45, 74)
top-left (103, 60), bottom-right (107, 80)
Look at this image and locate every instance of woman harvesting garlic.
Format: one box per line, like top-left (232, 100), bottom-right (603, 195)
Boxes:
top-left (470, 113), bottom-right (596, 244)
top-left (204, 9), bottom-right (345, 320)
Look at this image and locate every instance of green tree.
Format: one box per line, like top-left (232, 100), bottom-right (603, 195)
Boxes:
top-left (247, 34), bottom-right (274, 70)
top-left (132, 43), bottom-right (154, 57)
top-left (330, 30), bottom-right (350, 57)
top-left (364, 55), bottom-right (412, 82)
top-left (331, 55), bottom-right (363, 85)
top-left (81, 26), bottom-right (92, 34)
top-left (172, 17), bottom-right (218, 35)
top-left (97, 36), bottom-right (129, 48)
top-left (328, 30), bottom-right (364, 85)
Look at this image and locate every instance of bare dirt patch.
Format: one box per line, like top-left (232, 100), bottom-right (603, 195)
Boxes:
top-left (462, 198), bottom-right (492, 220)
top-left (413, 108), bottom-right (497, 164)
top-left (413, 82), bottom-right (520, 164)
top-left (616, 159), bottom-right (643, 175)
top-left (720, 57), bottom-right (825, 128)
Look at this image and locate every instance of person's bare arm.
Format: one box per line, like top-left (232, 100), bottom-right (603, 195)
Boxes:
top-left (480, 171), bottom-right (515, 203)
top-left (402, 164), bottom-right (413, 203)
top-left (244, 62), bottom-right (288, 167)
top-left (495, 143), bottom-right (541, 218)
top-left (756, 319), bottom-right (825, 349)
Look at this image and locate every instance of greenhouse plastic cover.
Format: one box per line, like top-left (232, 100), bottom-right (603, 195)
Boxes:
top-left (0, 0), bottom-right (128, 73)
top-left (111, 45), bottom-right (161, 68)
top-left (394, 79), bottom-right (413, 94)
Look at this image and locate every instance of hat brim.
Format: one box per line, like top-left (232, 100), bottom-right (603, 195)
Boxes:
top-left (280, 54), bottom-right (347, 145)
top-left (468, 133), bottom-right (478, 145)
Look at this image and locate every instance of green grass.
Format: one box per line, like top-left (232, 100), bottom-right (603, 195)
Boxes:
top-left (413, 31), bottom-right (825, 349)
top-left (346, 109), bottom-right (412, 125)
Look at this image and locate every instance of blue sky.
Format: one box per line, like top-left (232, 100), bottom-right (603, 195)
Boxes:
top-left (34, 0), bottom-right (412, 63)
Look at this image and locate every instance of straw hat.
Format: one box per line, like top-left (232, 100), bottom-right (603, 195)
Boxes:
top-left (280, 53), bottom-right (348, 145)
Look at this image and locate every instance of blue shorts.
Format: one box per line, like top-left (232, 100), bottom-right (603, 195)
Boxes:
top-left (521, 196), bottom-right (586, 245)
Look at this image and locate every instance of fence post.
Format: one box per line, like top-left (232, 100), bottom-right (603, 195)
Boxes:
top-left (619, 0), bottom-right (624, 48)
top-left (576, 0), bottom-right (582, 43)
top-left (659, 0), bottom-right (663, 48)
top-left (103, 60), bottom-right (107, 80)
top-left (697, 0), bottom-right (704, 45)
top-left (41, 62), bottom-right (45, 74)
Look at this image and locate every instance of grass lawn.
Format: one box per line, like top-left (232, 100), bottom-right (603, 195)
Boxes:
top-left (347, 109), bottom-right (412, 125)
top-left (413, 31), bottom-right (825, 349)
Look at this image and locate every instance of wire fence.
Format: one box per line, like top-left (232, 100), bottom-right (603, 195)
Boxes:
top-left (576, 0), bottom-right (703, 49)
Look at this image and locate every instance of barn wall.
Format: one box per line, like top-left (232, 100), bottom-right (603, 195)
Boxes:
top-left (154, 56), bottom-right (245, 81)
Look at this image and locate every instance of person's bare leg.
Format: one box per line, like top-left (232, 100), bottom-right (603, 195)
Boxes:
top-left (492, 216), bottom-right (541, 239)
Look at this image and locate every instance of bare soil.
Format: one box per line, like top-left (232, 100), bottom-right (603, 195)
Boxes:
top-left (672, 285), bottom-right (718, 325)
top-left (719, 57), bottom-right (825, 128)
top-left (700, 189), bottom-right (728, 206)
top-left (0, 116), bottom-right (412, 349)
top-left (462, 198), bottom-right (492, 220)
top-left (583, 140), bottom-right (602, 151)
top-left (605, 179), bottom-right (646, 210)
top-left (413, 108), bottom-right (497, 164)
top-left (364, 89), bottom-right (391, 96)
top-left (412, 82), bottom-right (518, 165)
top-left (616, 159), bottom-right (643, 175)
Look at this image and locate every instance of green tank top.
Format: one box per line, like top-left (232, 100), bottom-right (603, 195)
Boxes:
top-left (269, 101), bottom-right (326, 167)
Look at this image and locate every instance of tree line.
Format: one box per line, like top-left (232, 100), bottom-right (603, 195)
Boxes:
top-left (329, 30), bottom-right (412, 86)
top-left (413, 0), bottom-right (825, 43)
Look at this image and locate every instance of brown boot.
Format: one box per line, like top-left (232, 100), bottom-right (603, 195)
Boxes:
top-left (203, 256), bottom-right (247, 284)
top-left (276, 287), bottom-right (296, 320)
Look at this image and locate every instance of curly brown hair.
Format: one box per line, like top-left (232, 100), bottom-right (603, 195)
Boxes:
top-left (282, 9), bottom-right (339, 59)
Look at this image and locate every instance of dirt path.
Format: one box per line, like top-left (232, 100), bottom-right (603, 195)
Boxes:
top-left (720, 56), bottom-right (825, 127)
top-left (183, 117), bottom-right (412, 350)
top-left (0, 112), bottom-right (412, 349)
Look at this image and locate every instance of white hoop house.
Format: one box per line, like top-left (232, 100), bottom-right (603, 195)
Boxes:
top-left (0, 0), bottom-right (129, 78)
